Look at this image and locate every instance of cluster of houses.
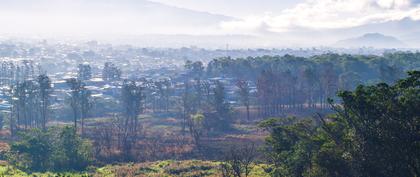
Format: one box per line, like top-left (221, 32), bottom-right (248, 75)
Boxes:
top-left (0, 39), bottom-right (404, 119)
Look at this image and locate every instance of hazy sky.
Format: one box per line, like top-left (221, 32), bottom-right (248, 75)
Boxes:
top-left (0, 0), bottom-right (420, 41)
top-left (148, 0), bottom-right (302, 17)
top-left (219, 0), bottom-right (420, 33)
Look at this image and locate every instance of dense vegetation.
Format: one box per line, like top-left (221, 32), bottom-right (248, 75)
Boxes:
top-left (7, 127), bottom-right (92, 172)
top-left (0, 160), bottom-right (271, 177)
top-left (0, 53), bottom-right (419, 176)
top-left (207, 53), bottom-right (420, 82)
top-left (260, 71), bottom-right (420, 177)
top-left (207, 53), bottom-right (418, 117)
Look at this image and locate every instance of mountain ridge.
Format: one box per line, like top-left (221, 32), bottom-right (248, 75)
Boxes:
top-left (335, 33), bottom-right (406, 48)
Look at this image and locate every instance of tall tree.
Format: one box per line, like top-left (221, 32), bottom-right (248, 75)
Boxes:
top-left (37, 74), bottom-right (52, 131)
top-left (66, 78), bottom-right (83, 131)
top-left (11, 80), bottom-right (38, 131)
top-left (102, 62), bottom-right (122, 81)
top-left (79, 87), bottom-right (93, 136)
top-left (120, 80), bottom-right (145, 159)
top-left (121, 80), bottom-right (144, 134)
top-left (181, 81), bottom-right (194, 133)
top-left (77, 64), bottom-right (92, 81)
top-left (185, 60), bottom-right (204, 79)
top-left (236, 80), bottom-right (251, 121)
top-left (213, 80), bottom-right (231, 128)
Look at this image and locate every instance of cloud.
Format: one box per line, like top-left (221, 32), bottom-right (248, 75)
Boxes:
top-left (220, 0), bottom-right (420, 34)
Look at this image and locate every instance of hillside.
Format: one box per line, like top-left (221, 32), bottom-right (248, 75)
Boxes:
top-left (335, 33), bottom-right (406, 48)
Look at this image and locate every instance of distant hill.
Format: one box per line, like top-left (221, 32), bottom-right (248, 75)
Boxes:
top-left (335, 33), bottom-right (406, 48)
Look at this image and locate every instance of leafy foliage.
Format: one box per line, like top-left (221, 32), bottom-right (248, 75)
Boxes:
top-left (260, 71), bottom-right (420, 177)
top-left (7, 127), bottom-right (92, 172)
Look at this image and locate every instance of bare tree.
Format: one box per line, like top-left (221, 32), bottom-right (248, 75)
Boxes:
top-left (220, 143), bottom-right (258, 177)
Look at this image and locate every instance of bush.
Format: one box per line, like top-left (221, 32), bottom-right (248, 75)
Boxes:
top-left (7, 126), bottom-right (92, 172)
top-left (7, 129), bottom-right (52, 172)
top-left (52, 126), bottom-right (93, 171)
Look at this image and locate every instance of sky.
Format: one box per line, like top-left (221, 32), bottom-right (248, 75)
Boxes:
top-left (211, 0), bottom-right (420, 33)
top-left (148, 0), bottom-right (302, 18)
top-left (0, 0), bottom-right (420, 47)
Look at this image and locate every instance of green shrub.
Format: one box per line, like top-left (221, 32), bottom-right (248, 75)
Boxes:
top-left (7, 126), bottom-right (92, 173)
top-left (7, 129), bottom-right (52, 172)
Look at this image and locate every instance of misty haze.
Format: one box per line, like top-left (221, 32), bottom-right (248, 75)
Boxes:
top-left (0, 0), bottom-right (419, 176)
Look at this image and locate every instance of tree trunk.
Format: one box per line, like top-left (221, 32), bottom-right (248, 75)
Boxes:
top-left (73, 108), bottom-right (78, 132)
top-left (246, 104), bottom-right (250, 121)
top-left (81, 114), bottom-right (85, 137)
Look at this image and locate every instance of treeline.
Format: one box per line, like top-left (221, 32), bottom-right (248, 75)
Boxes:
top-left (204, 53), bottom-right (420, 117)
top-left (207, 53), bottom-right (420, 83)
top-left (9, 75), bottom-right (52, 135)
top-left (6, 62), bottom-right (122, 136)
top-left (0, 60), bottom-right (41, 86)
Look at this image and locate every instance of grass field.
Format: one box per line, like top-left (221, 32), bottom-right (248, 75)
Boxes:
top-left (0, 160), bottom-right (271, 177)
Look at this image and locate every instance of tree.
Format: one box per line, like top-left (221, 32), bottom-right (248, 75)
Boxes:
top-left (66, 78), bottom-right (91, 132)
top-left (193, 79), bottom-right (204, 109)
top-left (260, 71), bottom-right (420, 177)
top-left (259, 118), bottom-right (318, 177)
top-left (79, 87), bottom-right (93, 136)
top-left (236, 80), bottom-right (251, 121)
top-left (319, 62), bottom-right (338, 109)
top-left (213, 80), bottom-right (231, 129)
top-left (257, 70), bottom-right (274, 117)
top-left (121, 80), bottom-right (144, 133)
top-left (185, 60), bottom-right (204, 79)
top-left (8, 129), bottom-right (52, 172)
top-left (37, 74), bottom-right (52, 131)
top-left (0, 113), bottom-right (3, 130)
top-left (220, 143), bottom-right (257, 177)
top-left (10, 80), bottom-right (38, 131)
top-left (55, 126), bottom-right (92, 171)
top-left (102, 62), bottom-right (122, 81)
top-left (333, 70), bottom-right (420, 177)
top-left (120, 80), bottom-right (145, 159)
top-left (154, 79), bottom-right (172, 112)
top-left (181, 81), bottom-right (195, 133)
top-left (77, 64), bottom-right (92, 81)
top-left (338, 71), bottom-right (361, 91)
top-left (300, 66), bottom-right (319, 109)
top-left (379, 63), bottom-right (403, 84)
top-left (189, 113), bottom-right (205, 147)
top-left (8, 127), bottom-right (92, 172)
